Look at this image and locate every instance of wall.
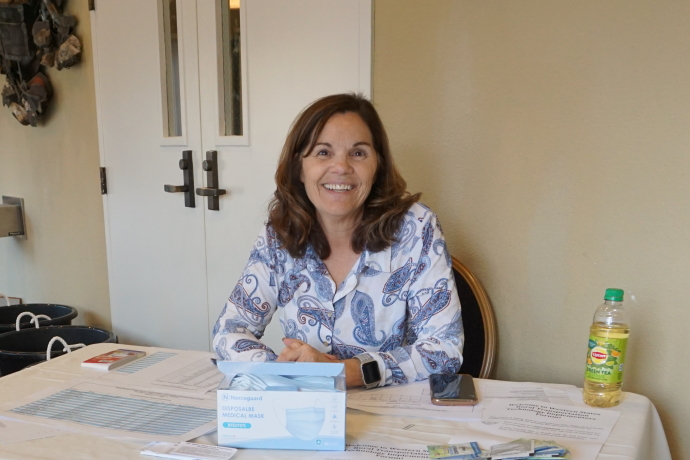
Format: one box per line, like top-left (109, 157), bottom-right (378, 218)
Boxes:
top-left (374, 1), bottom-right (688, 457)
top-left (0, 0), bottom-right (110, 329)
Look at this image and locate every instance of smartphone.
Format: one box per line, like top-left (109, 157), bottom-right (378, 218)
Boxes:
top-left (429, 373), bottom-right (478, 406)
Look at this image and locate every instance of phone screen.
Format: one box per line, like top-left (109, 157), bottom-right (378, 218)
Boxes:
top-left (429, 373), bottom-right (477, 402)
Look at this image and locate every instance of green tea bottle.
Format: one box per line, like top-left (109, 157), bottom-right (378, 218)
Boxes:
top-left (583, 288), bottom-right (630, 407)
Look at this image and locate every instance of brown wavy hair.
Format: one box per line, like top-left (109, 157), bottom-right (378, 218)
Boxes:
top-left (268, 93), bottom-right (420, 259)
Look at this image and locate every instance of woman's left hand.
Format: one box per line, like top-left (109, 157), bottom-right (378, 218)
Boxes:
top-left (277, 338), bottom-right (338, 362)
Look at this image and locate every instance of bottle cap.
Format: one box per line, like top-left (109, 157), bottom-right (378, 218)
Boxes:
top-left (604, 288), bottom-right (624, 302)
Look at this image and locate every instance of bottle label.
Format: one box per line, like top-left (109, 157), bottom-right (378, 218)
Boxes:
top-left (585, 336), bottom-right (628, 383)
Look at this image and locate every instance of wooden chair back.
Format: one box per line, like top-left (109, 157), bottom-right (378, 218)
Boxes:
top-left (452, 256), bottom-right (497, 379)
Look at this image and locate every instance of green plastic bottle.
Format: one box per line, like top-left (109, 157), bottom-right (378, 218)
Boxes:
top-left (583, 288), bottom-right (630, 407)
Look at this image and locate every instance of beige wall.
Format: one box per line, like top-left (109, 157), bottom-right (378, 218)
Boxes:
top-left (0, 0), bottom-right (110, 329)
top-left (374, 0), bottom-right (688, 457)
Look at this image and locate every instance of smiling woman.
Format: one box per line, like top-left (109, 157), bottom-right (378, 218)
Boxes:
top-left (212, 94), bottom-right (464, 389)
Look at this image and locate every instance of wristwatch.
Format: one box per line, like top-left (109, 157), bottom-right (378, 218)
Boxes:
top-left (354, 353), bottom-right (382, 389)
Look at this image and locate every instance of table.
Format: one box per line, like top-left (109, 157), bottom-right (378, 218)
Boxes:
top-left (0, 344), bottom-right (672, 460)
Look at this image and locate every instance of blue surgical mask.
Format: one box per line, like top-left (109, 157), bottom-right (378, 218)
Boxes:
top-left (284, 406), bottom-right (325, 440)
top-left (228, 374), bottom-right (336, 392)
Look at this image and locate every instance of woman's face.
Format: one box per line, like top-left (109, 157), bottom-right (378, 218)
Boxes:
top-left (300, 112), bottom-right (377, 228)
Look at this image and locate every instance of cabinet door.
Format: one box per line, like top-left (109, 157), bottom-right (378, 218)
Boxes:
top-left (92, 0), bottom-right (210, 350)
top-left (197, 0), bottom-right (372, 352)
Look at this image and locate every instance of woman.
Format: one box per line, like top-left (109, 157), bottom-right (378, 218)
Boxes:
top-left (213, 94), bottom-right (463, 388)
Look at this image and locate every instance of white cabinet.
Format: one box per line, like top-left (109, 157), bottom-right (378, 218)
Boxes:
top-left (91, 0), bottom-right (371, 351)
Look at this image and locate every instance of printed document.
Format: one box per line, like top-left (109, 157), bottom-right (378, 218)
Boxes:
top-left (309, 451), bottom-right (378, 460)
top-left (471, 399), bottom-right (621, 460)
top-left (0, 379), bottom-right (217, 442)
top-left (347, 379), bottom-right (582, 421)
top-left (96, 348), bottom-right (223, 394)
top-left (141, 441), bottom-right (238, 460)
top-left (345, 441), bottom-right (432, 460)
top-left (474, 379), bottom-right (584, 408)
top-left (0, 416), bottom-right (68, 444)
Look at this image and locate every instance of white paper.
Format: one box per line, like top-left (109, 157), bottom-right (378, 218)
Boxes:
top-left (480, 399), bottom-right (620, 442)
top-left (347, 379), bottom-right (582, 422)
top-left (97, 348), bottom-right (223, 394)
top-left (472, 399), bottom-right (621, 460)
top-left (347, 380), bottom-right (480, 421)
top-left (0, 416), bottom-right (68, 444)
top-left (309, 451), bottom-right (378, 460)
top-left (345, 441), bottom-right (432, 459)
top-left (142, 441), bottom-right (237, 460)
top-left (474, 380), bottom-right (584, 408)
top-left (0, 379), bottom-right (217, 443)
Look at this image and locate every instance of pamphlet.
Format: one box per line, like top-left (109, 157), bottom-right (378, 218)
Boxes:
top-left (81, 349), bottom-right (146, 370)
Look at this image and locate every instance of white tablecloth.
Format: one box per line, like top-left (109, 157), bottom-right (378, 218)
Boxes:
top-left (0, 344), bottom-right (672, 460)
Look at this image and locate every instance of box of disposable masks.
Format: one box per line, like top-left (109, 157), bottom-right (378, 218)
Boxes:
top-left (216, 361), bottom-right (346, 451)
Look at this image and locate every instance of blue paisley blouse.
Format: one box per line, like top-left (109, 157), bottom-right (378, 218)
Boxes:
top-left (212, 202), bottom-right (464, 387)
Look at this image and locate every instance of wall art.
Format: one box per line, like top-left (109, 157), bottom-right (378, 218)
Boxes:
top-left (0, 0), bottom-right (81, 126)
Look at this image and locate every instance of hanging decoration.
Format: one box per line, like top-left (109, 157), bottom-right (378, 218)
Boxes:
top-left (0, 0), bottom-right (81, 126)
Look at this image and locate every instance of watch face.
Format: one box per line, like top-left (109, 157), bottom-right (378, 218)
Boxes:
top-left (361, 360), bottom-right (381, 385)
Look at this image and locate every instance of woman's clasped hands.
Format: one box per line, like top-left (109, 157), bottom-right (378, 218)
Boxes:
top-left (277, 338), bottom-right (364, 388)
top-left (277, 338), bottom-right (338, 363)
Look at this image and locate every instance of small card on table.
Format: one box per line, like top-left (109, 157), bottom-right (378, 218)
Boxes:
top-left (81, 349), bottom-right (146, 370)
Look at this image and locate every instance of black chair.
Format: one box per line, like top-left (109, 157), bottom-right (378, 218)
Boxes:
top-left (452, 256), bottom-right (497, 378)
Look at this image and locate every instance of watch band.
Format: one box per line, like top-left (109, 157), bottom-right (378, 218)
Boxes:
top-left (354, 353), bottom-right (381, 389)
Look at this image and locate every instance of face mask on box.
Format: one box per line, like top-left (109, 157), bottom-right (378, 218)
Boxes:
top-left (228, 373), bottom-right (336, 392)
top-left (284, 406), bottom-right (326, 440)
top-left (273, 399), bottom-right (327, 441)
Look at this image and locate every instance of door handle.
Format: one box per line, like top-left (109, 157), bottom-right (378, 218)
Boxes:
top-left (164, 150), bottom-right (195, 208)
top-left (196, 150), bottom-right (226, 211)
top-left (164, 185), bottom-right (188, 193)
top-left (196, 187), bottom-right (226, 197)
